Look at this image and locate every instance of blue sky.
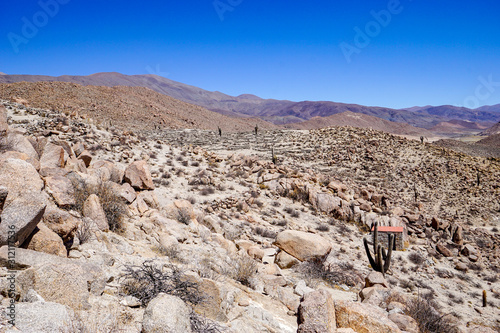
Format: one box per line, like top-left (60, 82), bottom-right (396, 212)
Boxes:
top-left (1, 0), bottom-right (500, 109)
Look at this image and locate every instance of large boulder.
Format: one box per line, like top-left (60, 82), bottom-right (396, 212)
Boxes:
top-left (335, 300), bottom-right (402, 333)
top-left (0, 193), bottom-right (46, 246)
top-left (0, 247), bottom-right (105, 310)
top-left (82, 194), bottom-right (109, 231)
top-left (12, 301), bottom-right (73, 333)
top-left (42, 205), bottom-right (79, 241)
top-left (0, 150), bottom-right (40, 170)
top-left (92, 160), bottom-right (124, 183)
top-left (25, 222), bottom-right (67, 257)
top-left (5, 132), bottom-right (39, 161)
top-left (44, 175), bottom-right (75, 207)
top-left (0, 158), bottom-right (44, 206)
top-left (123, 160), bottom-right (154, 190)
top-left (142, 293), bottom-right (192, 333)
top-left (274, 230), bottom-right (332, 261)
top-left (298, 290), bottom-right (336, 333)
top-left (39, 142), bottom-right (67, 170)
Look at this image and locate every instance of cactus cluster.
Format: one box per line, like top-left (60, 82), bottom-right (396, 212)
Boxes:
top-left (363, 222), bottom-right (394, 277)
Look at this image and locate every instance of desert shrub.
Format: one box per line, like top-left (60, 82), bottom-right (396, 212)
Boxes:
top-left (228, 255), bottom-right (258, 287)
top-left (200, 187), bottom-right (215, 196)
top-left (190, 311), bottom-right (224, 333)
top-left (177, 208), bottom-right (192, 225)
top-left (254, 227), bottom-right (277, 239)
top-left (408, 252), bottom-right (425, 265)
top-left (191, 161), bottom-right (200, 167)
top-left (76, 218), bottom-right (94, 245)
top-left (483, 274), bottom-right (498, 283)
top-left (70, 178), bottom-right (127, 232)
top-left (404, 295), bottom-right (459, 333)
top-left (254, 199), bottom-right (263, 208)
top-left (273, 219), bottom-right (287, 227)
top-left (316, 224), bottom-right (330, 232)
top-left (120, 260), bottom-right (202, 307)
top-left (297, 256), bottom-right (358, 287)
top-left (187, 196), bottom-right (197, 205)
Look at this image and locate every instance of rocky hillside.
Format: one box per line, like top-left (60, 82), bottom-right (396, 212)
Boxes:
top-left (2, 73), bottom-right (500, 131)
top-left (286, 111), bottom-right (436, 138)
top-left (0, 100), bottom-right (499, 332)
top-left (0, 82), bottom-right (276, 133)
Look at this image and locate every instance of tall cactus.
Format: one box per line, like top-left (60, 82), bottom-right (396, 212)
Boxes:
top-left (363, 222), bottom-right (394, 277)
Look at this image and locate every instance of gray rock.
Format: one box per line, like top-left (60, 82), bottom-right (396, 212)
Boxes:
top-left (12, 301), bottom-right (73, 333)
top-left (0, 158), bottom-right (44, 206)
top-left (0, 192), bottom-right (46, 246)
top-left (124, 160), bottom-right (154, 190)
top-left (0, 246), bottom-right (105, 310)
top-left (142, 293), bottom-right (192, 333)
top-left (298, 290), bottom-right (336, 333)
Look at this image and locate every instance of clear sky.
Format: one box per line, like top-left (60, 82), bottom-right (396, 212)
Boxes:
top-left (1, 0), bottom-right (500, 109)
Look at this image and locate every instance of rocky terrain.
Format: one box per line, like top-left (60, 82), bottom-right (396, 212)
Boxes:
top-left (286, 111), bottom-right (436, 138)
top-left (0, 82), bottom-right (276, 133)
top-left (2, 73), bottom-right (500, 131)
top-left (0, 98), bottom-right (499, 333)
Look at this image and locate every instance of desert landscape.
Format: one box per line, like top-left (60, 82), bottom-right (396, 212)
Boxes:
top-left (0, 78), bottom-right (499, 333)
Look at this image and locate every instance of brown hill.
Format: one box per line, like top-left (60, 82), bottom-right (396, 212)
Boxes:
top-left (477, 133), bottom-right (500, 147)
top-left (0, 81), bottom-right (276, 132)
top-left (287, 111), bottom-right (434, 137)
top-left (482, 121), bottom-right (500, 135)
top-left (3, 73), bottom-right (500, 130)
top-left (429, 119), bottom-right (490, 134)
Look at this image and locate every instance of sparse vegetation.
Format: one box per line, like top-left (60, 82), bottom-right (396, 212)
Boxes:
top-left (403, 295), bottom-right (459, 333)
top-left (120, 260), bottom-right (202, 307)
top-left (70, 177), bottom-right (127, 232)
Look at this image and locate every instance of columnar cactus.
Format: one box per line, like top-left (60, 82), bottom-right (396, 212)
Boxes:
top-left (363, 222), bottom-right (394, 277)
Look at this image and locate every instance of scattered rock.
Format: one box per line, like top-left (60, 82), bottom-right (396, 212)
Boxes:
top-left (123, 160), bottom-right (154, 190)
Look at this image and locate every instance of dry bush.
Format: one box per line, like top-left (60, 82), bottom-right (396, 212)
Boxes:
top-left (177, 208), bottom-right (192, 225)
top-left (254, 227), bottom-right (277, 239)
top-left (200, 187), bottom-right (215, 196)
top-left (228, 255), bottom-right (258, 287)
top-left (408, 252), bottom-right (425, 265)
top-left (70, 177), bottom-right (127, 232)
top-left (190, 311), bottom-right (225, 333)
top-left (316, 224), bottom-right (330, 232)
top-left (120, 260), bottom-right (202, 307)
top-left (297, 256), bottom-right (358, 287)
top-left (75, 218), bottom-right (94, 245)
top-left (404, 295), bottom-right (459, 333)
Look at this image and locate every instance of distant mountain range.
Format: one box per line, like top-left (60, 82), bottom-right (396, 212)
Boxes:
top-left (1, 72), bottom-right (500, 132)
